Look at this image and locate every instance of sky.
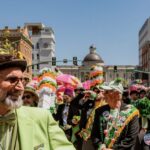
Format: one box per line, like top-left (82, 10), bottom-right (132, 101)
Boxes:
top-left (0, 0), bottom-right (150, 66)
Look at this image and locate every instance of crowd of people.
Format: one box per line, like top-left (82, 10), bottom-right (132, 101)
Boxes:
top-left (22, 71), bottom-right (150, 150)
top-left (1, 46), bottom-right (150, 150)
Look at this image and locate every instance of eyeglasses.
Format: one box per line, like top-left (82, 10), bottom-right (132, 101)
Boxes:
top-left (22, 95), bottom-right (31, 99)
top-left (4, 76), bottom-right (24, 86)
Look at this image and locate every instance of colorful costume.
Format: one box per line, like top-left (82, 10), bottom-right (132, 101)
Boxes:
top-left (91, 103), bottom-right (139, 150)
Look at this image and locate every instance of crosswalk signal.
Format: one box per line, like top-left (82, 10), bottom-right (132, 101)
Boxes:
top-left (114, 65), bottom-right (117, 72)
top-left (73, 57), bottom-right (78, 65)
top-left (52, 57), bottom-right (56, 66)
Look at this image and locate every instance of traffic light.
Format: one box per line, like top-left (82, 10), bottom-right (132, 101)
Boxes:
top-left (63, 59), bottom-right (68, 63)
top-left (114, 65), bottom-right (117, 72)
top-left (52, 57), bottom-right (56, 66)
top-left (73, 57), bottom-right (78, 65)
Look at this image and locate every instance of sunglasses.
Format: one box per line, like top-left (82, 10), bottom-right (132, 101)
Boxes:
top-left (22, 95), bottom-right (31, 99)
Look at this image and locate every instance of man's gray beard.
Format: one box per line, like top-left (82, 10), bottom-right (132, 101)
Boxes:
top-left (4, 95), bottom-right (23, 110)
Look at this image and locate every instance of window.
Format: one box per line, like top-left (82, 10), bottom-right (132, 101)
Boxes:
top-left (43, 43), bottom-right (49, 48)
top-left (37, 54), bottom-right (39, 60)
top-left (36, 43), bottom-right (39, 49)
top-left (37, 64), bottom-right (39, 70)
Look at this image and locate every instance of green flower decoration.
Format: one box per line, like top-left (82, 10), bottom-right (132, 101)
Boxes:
top-left (135, 97), bottom-right (150, 117)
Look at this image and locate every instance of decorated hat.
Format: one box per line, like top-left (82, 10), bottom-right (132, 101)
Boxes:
top-left (101, 78), bottom-right (124, 94)
top-left (89, 65), bottom-right (103, 88)
top-left (24, 80), bottom-right (39, 100)
top-left (0, 39), bottom-right (27, 71)
top-left (64, 88), bottom-right (74, 97)
top-left (130, 90), bottom-right (139, 95)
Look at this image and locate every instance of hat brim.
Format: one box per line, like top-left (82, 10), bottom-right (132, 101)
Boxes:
top-left (100, 85), bottom-right (113, 90)
top-left (0, 59), bottom-right (27, 71)
top-left (24, 89), bottom-right (39, 101)
top-left (101, 85), bottom-right (123, 94)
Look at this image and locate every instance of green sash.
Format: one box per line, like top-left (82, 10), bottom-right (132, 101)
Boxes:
top-left (99, 105), bottom-right (139, 149)
top-left (79, 102), bottom-right (106, 141)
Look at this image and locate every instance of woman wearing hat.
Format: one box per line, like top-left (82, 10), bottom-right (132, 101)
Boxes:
top-left (22, 80), bottom-right (39, 107)
top-left (91, 79), bottom-right (140, 150)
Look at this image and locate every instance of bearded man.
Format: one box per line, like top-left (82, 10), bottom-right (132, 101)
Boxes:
top-left (0, 48), bottom-right (75, 150)
top-left (91, 79), bottom-right (140, 150)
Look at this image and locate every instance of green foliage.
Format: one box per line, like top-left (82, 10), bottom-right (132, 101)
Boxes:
top-left (135, 97), bottom-right (150, 117)
top-left (114, 77), bottom-right (124, 84)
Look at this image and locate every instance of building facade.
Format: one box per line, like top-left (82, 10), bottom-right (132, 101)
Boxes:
top-left (104, 65), bottom-right (135, 87)
top-left (58, 65), bottom-right (135, 87)
top-left (0, 26), bottom-right (32, 76)
top-left (58, 45), bottom-right (136, 87)
top-left (138, 17), bottom-right (150, 84)
top-left (25, 23), bottom-right (55, 76)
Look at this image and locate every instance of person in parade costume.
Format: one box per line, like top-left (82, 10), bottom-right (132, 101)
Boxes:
top-left (92, 85), bottom-right (107, 108)
top-left (69, 87), bottom-right (85, 147)
top-left (122, 89), bottom-right (130, 104)
top-left (74, 90), bottom-right (97, 150)
top-left (139, 89), bottom-right (147, 99)
top-left (130, 89), bottom-right (146, 132)
top-left (72, 65), bottom-right (106, 150)
top-left (74, 87), bottom-right (85, 97)
top-left (91, 78), bottom-right (140, 150)
top-left (129, 90), bottom-right (139, 105)
top-left (79, 86), bottom-right (107, 150)
top-left (134, 90), bottom-right (150, 150)
top-left (22, 80), bottom-right (39, 107)
top-left (53, 88), bottom-right (77, 141)
top-left (0, 44), bottom-right (75, 150)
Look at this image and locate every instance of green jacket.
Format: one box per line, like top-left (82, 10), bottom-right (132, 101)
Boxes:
top-left (16, 106), bottom-right (75, 150)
